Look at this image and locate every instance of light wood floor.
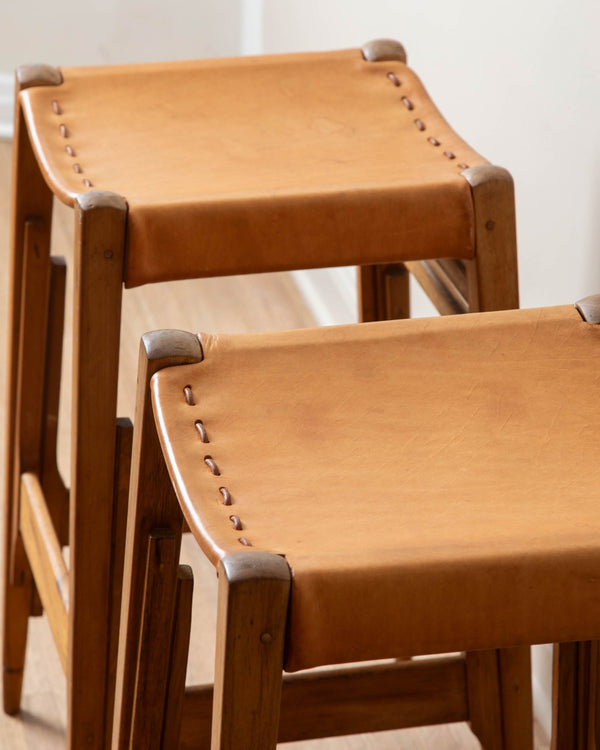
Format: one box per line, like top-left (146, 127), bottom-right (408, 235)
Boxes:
top-left (0, 140), bottom-right (549, 749)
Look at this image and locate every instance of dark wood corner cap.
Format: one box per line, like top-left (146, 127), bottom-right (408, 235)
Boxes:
top-left (75, 190), bottom-right (128, 213)
top-left (461, 165), bottom-right (513, 189)
top-left (575, 294), bottom-right (600, 324)
top-left (142, 330), bottom-right (204, 370)
top-left (220, 552), bottom-right (291, 584)
top-left (361, 39), bottom-right (407, 64)
top-left (16, 64), bottom-right (63, 90)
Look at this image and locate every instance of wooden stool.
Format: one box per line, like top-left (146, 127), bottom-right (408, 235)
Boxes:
top-left (3, 40), bottom-right (519, 748)
top-left (115, 298), bottom-right (600, 749)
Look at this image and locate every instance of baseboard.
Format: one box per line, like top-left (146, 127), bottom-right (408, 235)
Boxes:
top-left (0, 73), bottom-right (14, 140)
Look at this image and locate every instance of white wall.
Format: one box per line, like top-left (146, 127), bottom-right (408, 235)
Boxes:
top-left (0, 0), bottom-right (241, 69)
top-left (0, 0), bottom-right (243, 136)
top-left (261, 0), bottom-right (600, 317)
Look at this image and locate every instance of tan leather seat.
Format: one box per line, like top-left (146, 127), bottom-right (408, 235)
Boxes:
top-left (21, 49), bottom-right (487, 286)
top-left (4, 40), bottom-right (520, 749)
top-left (115, 300), bottom-right (600, 748)
top-left (149, 303), bottom-right (600, 672)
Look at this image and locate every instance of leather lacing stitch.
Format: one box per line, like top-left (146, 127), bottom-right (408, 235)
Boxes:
top-left (183, 384), bottom-right (251, 547)
top-left (50, 98), bottom-right (94, 189)
top-left (385, 70), bottom-right (470, 171)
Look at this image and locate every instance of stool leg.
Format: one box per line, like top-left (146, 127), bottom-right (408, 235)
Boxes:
top-left (498, 646), bottom-right (534, 749)
top-left (211, 552), bottom-right (291, 750)
top-left (104, 419), bottom-right (134, 747)
top-left (40, 257), bottom-right (70, 547)
top-left (112, 330), bottom-right (202, 750)
top-left (463, 165), bottom-right (519, 313)
top-left (68, 192), bottom-right (127, 749)
top-left (3, 219), bottom-right (52, 712)
top-left (128, 530), bottom-right (182, 750)
top-left (552, 641), bottom-right (599, 750)
top-left (466, 647), bottom-right (533, 750)
top-left (3, 101), bottom-right (54, 713)
top-left (358, 263), bottom-right (410, 322)
top-left (162, 565), bottom-right (194, 749)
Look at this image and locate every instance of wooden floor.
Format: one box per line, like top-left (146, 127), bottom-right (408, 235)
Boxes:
top-left (0, 139), bottom-right (549, 749)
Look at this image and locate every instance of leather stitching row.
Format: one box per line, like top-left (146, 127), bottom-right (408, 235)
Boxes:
top-left (183, 383), bottom-right (251, 547)
top-left (386, 70), bottom-right (470, 170)
top-left (51, 98), bottom-right (94, 190)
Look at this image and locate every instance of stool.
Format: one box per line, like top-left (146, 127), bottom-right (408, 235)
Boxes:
top-left (114, 298), bottom-right (600, 749)
top-left (3, 40), bottom-right (519, 748)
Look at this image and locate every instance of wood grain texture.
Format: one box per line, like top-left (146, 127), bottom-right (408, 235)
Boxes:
top-left (129, 530), bottom-right (180, 750)
top-left (462, 165), bottom-right (519, 313)
top-left (358, 263), bottom-right (410, 322)
top-left (111, 332), bottom-right (197, 750)
top-left (68, 191), bottom-right (127, 750)
top-left (105, 419), bottom-right (133, 749)
top-left (551, 641), bottom-right (599, 750)
top-left (19, 473), bottom-right (68, 671)
top-left (466, 649), bottom-right (504, 750)
top-left (162, 565), bottom-right (194, 749)
top-left (40, 258), bottom-right (69, 547)
top-left (498, 646), bottom-right (534, 750)
top-left (211, 552), bottom-right (291, 750)
top-left (180, 655), bottom-right (470, 747)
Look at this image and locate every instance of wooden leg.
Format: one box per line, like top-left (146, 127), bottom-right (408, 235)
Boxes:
top-left (41, 257), bottom-right (70, 547)
top-left (112, 330), bottom-right (203, 750)
top-left (467, 647), bottom-right (533, 750)
top-left (498, 646), bottom-right (533, 750)
top-left (463, 165), bottom-right (519, 313)
top-left (104, 419), bottom-right (134, 748)
top-left (211, 552), bottom-right (291, 750)
top-left (162, 566), bottom-right (194, 749)
top-left (552, 641), bottom-right (599, 750)
top-left (68, 192), bottom-right (127, 750)
top-left (466, 649), bottom-right (504, 750)
top-left (128, 530), bottom-right (181, 750)
top-left (358, 263), bottom-right (410, 322)
top-left (3, 215), bottom-right (52, 713)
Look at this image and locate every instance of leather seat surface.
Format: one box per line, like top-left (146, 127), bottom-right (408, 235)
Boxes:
top-left (152, 305), bottom-right (600, 670)
top-left (20, 49), bottom-right (486, 286)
